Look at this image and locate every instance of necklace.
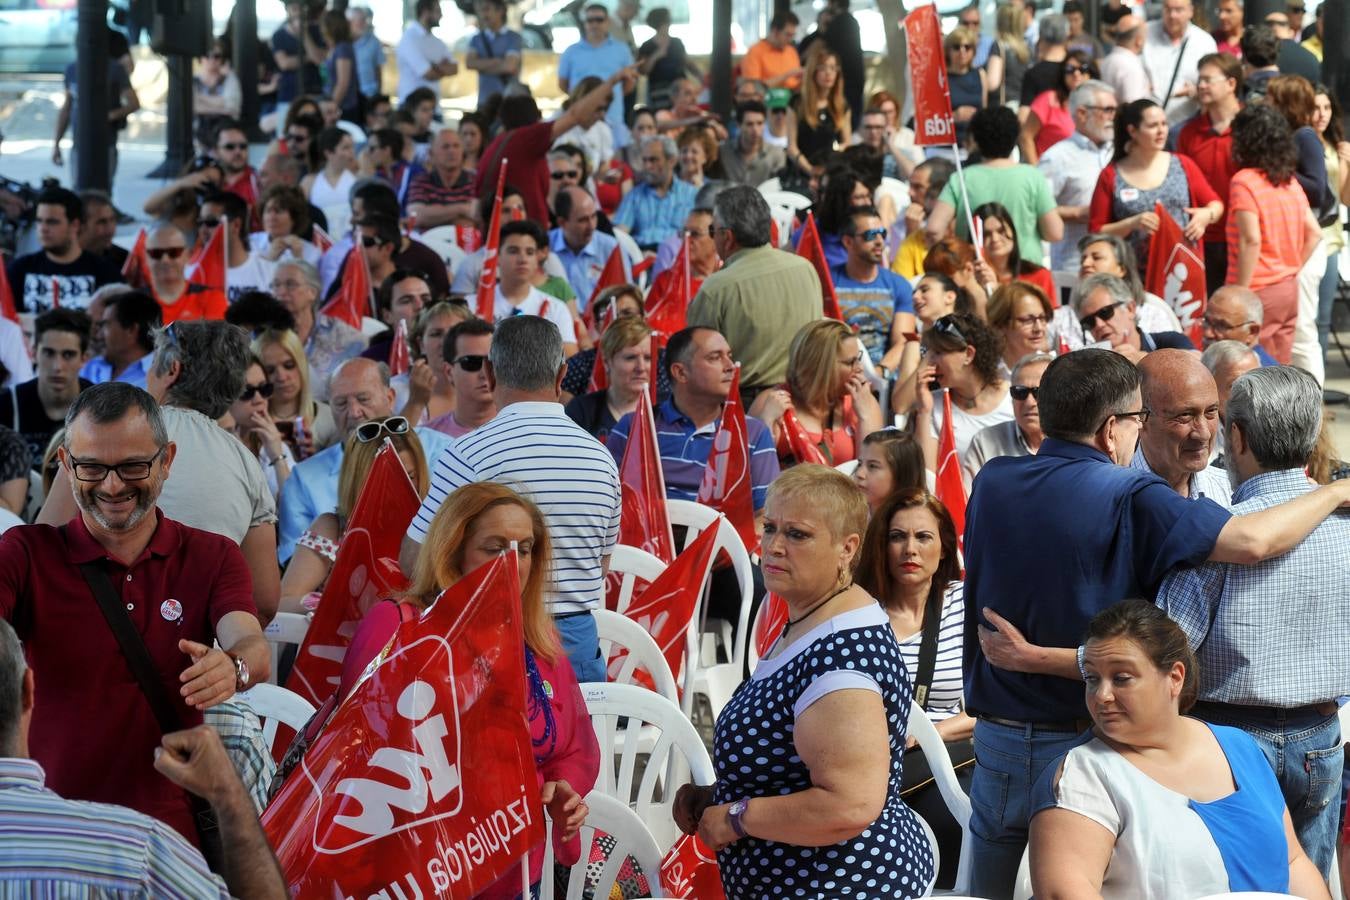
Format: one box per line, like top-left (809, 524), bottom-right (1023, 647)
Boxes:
top-left (781, 581), bottom-right (853, 638)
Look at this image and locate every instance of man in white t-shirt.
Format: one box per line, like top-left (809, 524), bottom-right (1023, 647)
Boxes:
top-left (493, 221), bottom-right (579, 356)
top-left (396, 0), bottom-right (459, 103)
top-left (200, 193), bottom-right (275, 304)
top-left (1141, 0), bottom-right (1217, 124)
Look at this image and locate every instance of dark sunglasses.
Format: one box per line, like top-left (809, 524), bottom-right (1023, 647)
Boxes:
top-left (953, 43), bottom-right (975, 50)
top-left (585, 15), bottom-right (607, 23)
top-left (220, 142), bottom-right (248, 151)
top-left (1010, 385), bottom-right (1039, 402)
top-left (452, 354), bottom-right (489, 372)
top-left (355, 415), bottom-right (411, 443)
top-left (286, 132), bottom-right (310, 143)
top-left (359, 234), bottom-right (388, 248)
top-left (550, 170), bottom-right (581, 180)
top-left (209, 52), bottom-right (227, 60)
top-left (200, 218), bottom-right (221, 229)
top-left (147, 247), bottom-right (186, 260)
top-left (1064, 65), bottom-right (1090, 75)
top-left (1079, 301), bottom-right (1124, 332)
top-left (239, 382), bottom-right (275, 401)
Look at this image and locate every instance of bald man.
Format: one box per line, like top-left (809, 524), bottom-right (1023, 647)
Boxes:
top-left (1202, 286), bottom-right (1278, 365)
top-left (1131, 348), bottom-right (1232, 504)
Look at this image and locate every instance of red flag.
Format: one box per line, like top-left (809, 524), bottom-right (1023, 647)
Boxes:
top-left (795, 213), bottom-right (843, 320)
top-left (187, 218), bottom-right (228, 290)
top-left (646, 236), bottom-right (700, 338)
top-left (934, 389), bottom-right (967, 545)
top-left (285, 442), bottom-right (421, 707)
top-left (904, 4), bottom-right (957, 146)
top-left (615, 520), bottom-right (720, 686)
top-left (475, 161), bottom-right (509, 321)
top-left (0, 259), bottom-right (17, 323)
top-left (661, 834), bottom-right (728, 900)
top-left (389, 318), bottom-right (411, 377)
top-left (1144, 201), bottom-right (1206, 347)
top-left (696, 364), bottom-right (757, 554)
top-left (1057, 332), bottom-right (1072, 356)
top-left (618, 390), bottom-right (676, 564)
top-left (586, 344), bottom-right (609, 393)
top-left (263, 551), bottom-right (543, 897)
top-left (780, 408), bottom-right (829, 466)
top-left (121, 228), bottom-right (151, 290)
top-left (319, 236), bottom-right (373, 330)
top-left (455, 224), bottom-right (482, 252)
top-left (753, 592), bottom-right (789, 659)
top-left (586, 244), bottom-right (627, 311)
top-left (311, 224), bottom-right (333, 254)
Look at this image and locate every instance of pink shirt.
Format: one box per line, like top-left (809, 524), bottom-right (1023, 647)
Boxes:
top-left (1226, 168), bottom-right (1310, 288)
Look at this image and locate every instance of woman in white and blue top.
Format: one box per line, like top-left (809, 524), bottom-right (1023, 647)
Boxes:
top-left (1030, 600), bottom-right (1326, 898)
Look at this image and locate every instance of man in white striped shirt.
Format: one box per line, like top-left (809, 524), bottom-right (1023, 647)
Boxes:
top-left (401, 316), bottom-right (621, 682)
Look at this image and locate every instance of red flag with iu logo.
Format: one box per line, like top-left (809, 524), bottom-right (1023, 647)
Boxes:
top-left (794, 213), bottom-right (843, 321)
top-left (696, 364), bottom-right (757, 554)
top-left (1144, 202), bottom-right (1206, 347)
top-left (475, 162), bottom-right (509, 322)
top-left (618, 390), bottom-right (676, 564)
top-left (933, 389), bottom-right (967, 546)
top-left (904, 4), bottom-right (957, 146)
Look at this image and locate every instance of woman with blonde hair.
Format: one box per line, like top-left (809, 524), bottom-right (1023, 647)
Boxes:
top-left (943, 26), bottom-right (987, 156)
top-left (340, 482), bottom-right (600, 900)
top-left (278, 416), bottom-right (430, 613)
top-left (994, 4), bottom-right (1030, 107)
top-left (787, 45), bottom-right (851, 175)
top-left (564, 315), bottom-right (653, 441)
top-left (252, 328), bottom-right (338, 459)
top-left (751, 319), bottom-right (883, 466)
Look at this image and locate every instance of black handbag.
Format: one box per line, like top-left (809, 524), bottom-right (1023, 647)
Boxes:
top-left (76, 559), bottom-right (226, 873)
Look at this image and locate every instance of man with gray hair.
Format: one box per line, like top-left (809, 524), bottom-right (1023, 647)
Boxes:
top-left (1037, 80), bottom-right (1117, 270)
top-left (1158, 365), bottom-right (1350, 879)
top-left (1099, 14), bottom-right (1153, 103)
top-left (1201, 339), bottom-right (1261, 427)
top-left (1019, 13), bottom-right (1070, 106)
top-left (613, 134), bottom-right (699, 251)
top-left (1073, 272), bottom-right (1194, 363)
top-left (686, 185), bottom-right (822, 406)
top-left (402, 316), bottom-right (621, 682)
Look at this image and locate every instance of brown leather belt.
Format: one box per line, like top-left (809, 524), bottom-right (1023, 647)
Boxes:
top-left (980, 714), bottom-right (1093, 734)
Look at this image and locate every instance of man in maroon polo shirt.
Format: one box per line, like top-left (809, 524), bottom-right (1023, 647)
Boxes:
top-left (1175, 52), bottom-right (1243, 288)
top-left (0, 382), bottom-right (270, 847)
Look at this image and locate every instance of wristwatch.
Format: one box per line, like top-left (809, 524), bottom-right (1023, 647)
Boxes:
top-left (230, 652), bottom-right (250, 692)
top-left (727, 798), bottom-right (750, 838)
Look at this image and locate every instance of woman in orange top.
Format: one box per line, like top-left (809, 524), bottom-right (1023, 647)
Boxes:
top-left (1227, 104), bottom-right (1324, 364)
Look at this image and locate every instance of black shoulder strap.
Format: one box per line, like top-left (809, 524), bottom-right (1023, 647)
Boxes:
top-left (912, 587), bottom-right (947, 710)
top-left (76, 557), bottom-right (184, 736)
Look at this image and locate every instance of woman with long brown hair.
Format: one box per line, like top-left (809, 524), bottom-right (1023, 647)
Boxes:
top-left (786, 45), bottom-right (851, 175)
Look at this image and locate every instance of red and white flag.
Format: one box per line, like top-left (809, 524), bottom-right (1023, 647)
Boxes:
top-left (586, 244), bottom-right (628, 312)
top-left (319, 232), bottom-right (373, 329)
top-left (696, 364), bottom-right (757, 555)
top-left (1144, 201), bottom-right (1206, 347)
top-left (121, 228), bottom-right (151, 291)
top-left (753, 592), bottom-right (789, 659)
top-left (311, 224), bottom-right (334, 254)
top-left (618, 389), bottom-right (676, 564)
top-left (933, 389), bottom-right (967, 547)
top-left (660, 834), bottom-right (728, 900)
top-left (780, 408), bottom-right (829, 466)
top-left (904, 4), bottom-right (957, 146)
top-left (645, 235), bottom-right (702, 339)
top-left (475, 162), bottom-right (509, 322)
top-left (285, 442), bottom-right (421, 708)
top-left (0, 259), bottom-right (17, 323)
top-left (794, 213), bottom-right (843, 321)
top-left (586, 302), bottom-right (619, 393)
top-left (388, 318), bottom-right (411, 377)
top-left (263, 550), bottom-right (542, 898)
top-left (187, 217), bottom-right (228, 291)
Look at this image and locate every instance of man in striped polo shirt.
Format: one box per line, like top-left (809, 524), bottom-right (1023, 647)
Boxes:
top-left (402, 316), bottom-right (621, 682)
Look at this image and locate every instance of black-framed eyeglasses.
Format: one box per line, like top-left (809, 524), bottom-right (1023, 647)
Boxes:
top-left (932, 315), bottom-right (968, 347)
top-left (1098, 408), bottom-right (1150, 431)
top-left (355, 416), bottom-right (411, 443)
top-left (1085, 104), bottom-right (1119, 115)
top-left (1013, 314), bottom-right (1049, 328)
top-left (239, 382), bottom-right (275, 401)
top-left (1079, 301), bottom-right (1124, 332)
top-left (585, 15), bottom-right (607, 23)
top-left (452, 354), bottom-right (489, 372)
top-left (286, 132), bottom-right (310, 143)
top-left (200, 218), bottom-right (221, 230)
top-left (1010, 385), bottom-right (1039, 402)
top-left (69, 446), bottom-right (167, 483)
top-left (220, 142), bottom-right (248, 152)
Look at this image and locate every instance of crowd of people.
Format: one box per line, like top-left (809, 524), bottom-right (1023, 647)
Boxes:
top-left (1, 0), bottom-right (1349, 896)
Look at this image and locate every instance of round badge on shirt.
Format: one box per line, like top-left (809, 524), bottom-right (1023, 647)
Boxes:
top-left (160, 598), bottom-right (183, 623)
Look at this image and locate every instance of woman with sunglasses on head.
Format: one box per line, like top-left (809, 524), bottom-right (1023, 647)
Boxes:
top-left (252, 328), bottom-right (338, 461)
top-left (278, 415), bottom-right (429, 614)
top-left (564, 316), bottom-right (652, 442)
top-left (751, 319), bottom-right (883, 467)
top-left (228, 352), bottom-right (294, 499)
top-left (887, 272), bottom-right (974, 419)
top-left (964, 352), bottom-right (1052, 482)
top-left (987, 282), bottom-right (1052, 380)
top-left (1019, 51), bottom-right (1098, 165)
top-left (912, 313), bottom-right (1012, 471)
top-left (852, 429), bottom-right (927, 516)
top-left (971, 202), bottom-right (1057, 305)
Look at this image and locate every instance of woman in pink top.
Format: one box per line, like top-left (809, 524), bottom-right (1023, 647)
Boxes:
top-left (1226, 104), bottom-right (1324, 364)
top-left (1019, 51), bottom-right (1098, 164)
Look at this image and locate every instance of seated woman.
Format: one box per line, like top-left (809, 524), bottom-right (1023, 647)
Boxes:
top-left (227, 352), bottom-right (294, 499)
top-left (673, 465), bottom-right (934, 899)
top-left (396, 301), bottom-right (472, 425)
top-left (1030, 599), bottom-right (1328, 899)
top-left (560, 284), bottom-right (649, 402)
top-left (252, 328), bottom-right (339, 460)
top-left (987, 281), bottom-right (1052, 380)
top-left (250, 184), bottom-right (323, 266)
top-left (852, 429), bottom-right (927, 515)
top-left (344, 482), bottom-right (600, 899)
top-left (809, 168), bottom-right (876, 269)
top-left (913, 313), bottom-right (1012, 464)
top-left (972, 202), bottom-right (1057, 303)
top-left (278, 416), bottom-right (429, 613)
top-left (750, 319), bottom-right (883, 467)
top-left (564, 316), bottom-right (653, 442)
top-left (855, 487), bottom-right (971, 889)
top-left (888, 272), bottom-right (973, 418)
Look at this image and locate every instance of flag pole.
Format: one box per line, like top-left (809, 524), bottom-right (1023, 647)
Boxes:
top-left (950, 146), bottom-right (997, 298)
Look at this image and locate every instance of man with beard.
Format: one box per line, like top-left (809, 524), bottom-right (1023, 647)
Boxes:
top-left (1158, 365), bottom-right (1350, 881)
top-left (1130, 348), bottom-right (1232, 504)
top-left (0, 382), bottom-right (269, 847)
top-left (613, 135), bottom-right (698, 251)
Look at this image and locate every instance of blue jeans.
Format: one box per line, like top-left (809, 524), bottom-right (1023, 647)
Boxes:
top-left (554, 611), bottom-right (605, 683)
top-left (1317, 251), bottom-right (1339, 359)
top-left (967, 720), bottom-right (1086, 900)
top-left (1195, 704), bottom-right (1343, 880)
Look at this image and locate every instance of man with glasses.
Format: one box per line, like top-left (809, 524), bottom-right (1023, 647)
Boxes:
top-left (142, 120), bottom-right (262, 226)
top-left (198, 192), bottom-right (275, 304)
top-left (558, 5), bottom-right (634, 148)
top-left (1038, 81), bottom-right (1117, 271)
top-left (1, 381), bottom-right (271, 846)
top-left (1142, 0), bottom-right (1216, 125)
top-left (550, 186), bottom-right (624, 309)
top-left (5, 187), bottom-right (119, 314)
top-left (144, 224), bottom-right (228, 325)
top-left (427, 318), bottom-right (497, 438)
top-left (961, 348), bottom-right (1350, 898)
top-left (644, 208), bottom-right (720, 312)
top-left (1130, 348), bottom-right (1232, 503)
top-left (1261, 10), bottom-right (1321, 83)
top-left (1201, 285), bottom-right (1277, 364)
top-left (830, 207), bottom-right (915, 369)
top-left (80, 291), bottom-right (161, 390)
top-left (407, 130), bottom-right (475, 230)
top-left (1073, 272), bottom-right (1193, 363)
top-left (1176, 53), bottom-right (1243, 288)
top-left (1100, 15), bottom-right (1151, 104)
top-left (964, 352), bottom-right (1051, 481)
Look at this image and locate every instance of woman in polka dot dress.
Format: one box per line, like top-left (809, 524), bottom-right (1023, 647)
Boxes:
top-left (673, 465), bottom-right (935, 898)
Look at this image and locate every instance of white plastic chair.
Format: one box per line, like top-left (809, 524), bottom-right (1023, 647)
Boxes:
top-left (1013, 847), bottom-right (1032, 900)
top-left (835, 459), bottom-right (859, 477)
top-left (262, 612), bottom-right (310, 685)
top-left (877, 176), bottom-right (909, 217)
top-left (757, 176), bottom-right (783, 193)
top-left (420, 224), bottom-right (461, 245)
top-left (416, 232), bottom-right (467, 276)
top-left (235, 683), bottom-right (317, 757)
top-left (907, 701), bottom-right (974, 894)
top-left (594, 607), bottom-right (679, 704)
top-left (580, 681), bottom-right (715, 853)
top-left (607, 544), bottom-right (668, 614)
top-left (334, 120), bottom-right (367, 144)
top-left (665, 499), bottom-right (755, 719)
top-left (540, 791), bottom-right (667, 899)
top-left (758, 188), bottom-right (813, 212)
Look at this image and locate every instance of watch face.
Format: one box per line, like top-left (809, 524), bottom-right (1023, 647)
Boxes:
top-left (730, 799), bottom-right (747, 815)
top-left (235, 655), bottom-right (250, 687)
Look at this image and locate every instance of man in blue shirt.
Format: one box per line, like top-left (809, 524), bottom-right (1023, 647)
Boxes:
top-left (347, 7), bottom-right (385, 100)
top-left (80, 290), bottom-right (160, 390)
top-left (613, 135), bottom-right (699, 250)
top-left (558, 4), bottom-right (634, 148)
top-left (464, 0), bottom-right (523, 109)
top-left (550, 186), bottom-right (624, 310)
top-left (961, 349), bottom-right (1350, 898)
top-left (828, 206), bottom-right (915, 368)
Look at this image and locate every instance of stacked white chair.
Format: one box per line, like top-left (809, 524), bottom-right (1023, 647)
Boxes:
top-left (907, 701), bottom-right (974, 895)
top-left (593, 607), bottom-right (680, 705)
top-left (235, 683), bottom-right (316, 758)
top-left (539, 790), bottom-right (667, 899)
top-left (262, 612), bottom-right (310, 686)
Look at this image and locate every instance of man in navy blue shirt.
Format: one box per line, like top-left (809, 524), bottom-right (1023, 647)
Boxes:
top-left (960, 349), bottom-right (1350, 898)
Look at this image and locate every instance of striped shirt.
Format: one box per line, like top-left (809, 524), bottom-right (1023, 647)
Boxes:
top-left (0, 758), bottom-right (229, 897)
top-left (407, 401), bottom-right (621, 614)
top-left (895, 581), bottom-right (966, 721)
